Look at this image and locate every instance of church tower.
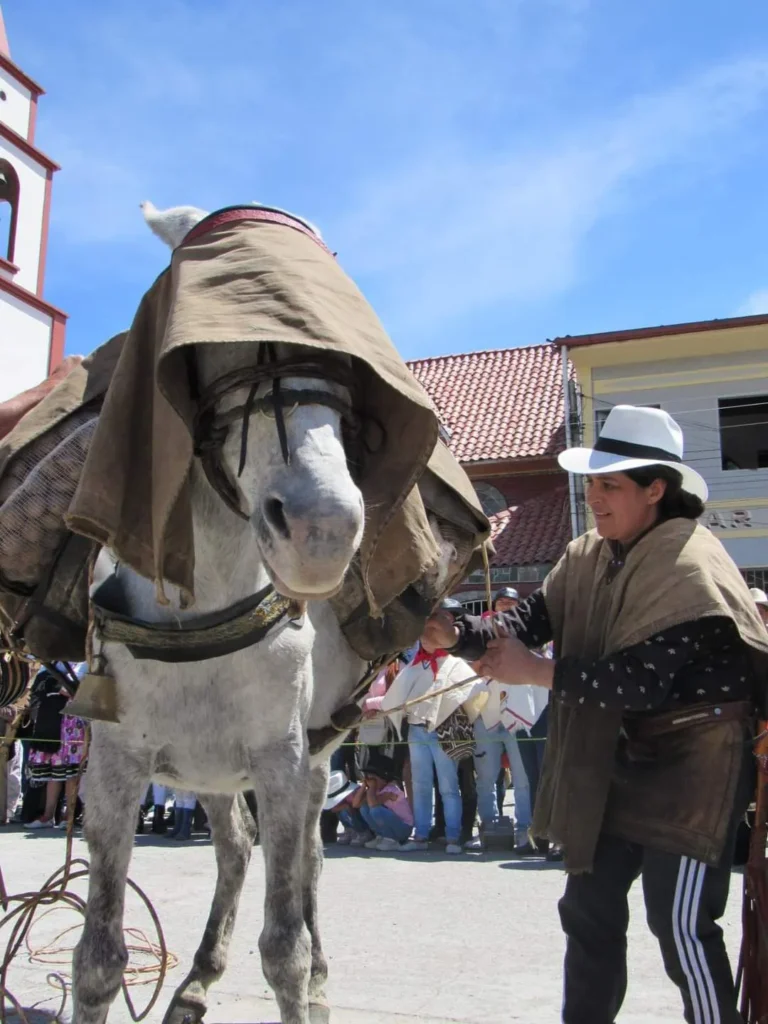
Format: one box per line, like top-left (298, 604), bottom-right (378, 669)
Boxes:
top-left (0, 4), bottom-right (66, 401)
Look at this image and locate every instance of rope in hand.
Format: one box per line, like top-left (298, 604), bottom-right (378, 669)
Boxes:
top-left (0, 722), bottom-right (178, 1024)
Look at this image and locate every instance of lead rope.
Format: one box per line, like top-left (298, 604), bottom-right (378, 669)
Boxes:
top-left (0, 717), bottom-right (177, 1024)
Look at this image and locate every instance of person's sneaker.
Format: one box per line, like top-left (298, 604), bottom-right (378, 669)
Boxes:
top-left (546, 845), bottom-right (564, 862)
top-left (336, 828), bottom-right (354, 846)
top-left (464, 834), bottom-right (486, 851)
top-left (445, 842), bottom-right (463, 855)
top-left (350, 830), bottom-right (375, 848)
top-left (364, 836), bottom-right (381, 849)
top-left (399, 838), bottom-right (429, 852)
top-left (376, 837), bottom-right (401, 852)
top-left (25, 818), bottom-right (54, 830)
top-left (514, 840), bottom-right (542, 857)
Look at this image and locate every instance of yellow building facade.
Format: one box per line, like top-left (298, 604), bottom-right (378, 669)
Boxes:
top-left (556, 313), bottom-right (768, 590)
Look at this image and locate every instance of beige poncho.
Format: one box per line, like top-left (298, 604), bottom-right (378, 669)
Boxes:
top-left (534, 518), bottom-right (768, 873)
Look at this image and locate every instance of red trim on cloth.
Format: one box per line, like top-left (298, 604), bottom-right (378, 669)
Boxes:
top-left (180, 206), bottom-right (334, 257)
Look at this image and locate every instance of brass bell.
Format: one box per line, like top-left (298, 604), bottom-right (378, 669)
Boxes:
top-left (65, 671), bottom-right (121, 724)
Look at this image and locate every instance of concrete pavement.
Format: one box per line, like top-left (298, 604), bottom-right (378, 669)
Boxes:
top-left (1, 826), bottom-right (745, 1023)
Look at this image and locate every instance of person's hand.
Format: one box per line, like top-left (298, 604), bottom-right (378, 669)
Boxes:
top-left (477, 636), bottom-right (555, 689)
top-left (0, 706), bottom-right (14, 722)
top-left (421, 610), bottom-right (459, 651)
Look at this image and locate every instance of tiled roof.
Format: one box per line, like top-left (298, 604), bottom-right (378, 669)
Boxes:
top-left (407, 344), bottom-right (567, 463)
top-left (488, 486), bottom-right (570, 567)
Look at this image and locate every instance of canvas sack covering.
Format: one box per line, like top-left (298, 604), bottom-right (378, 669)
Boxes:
top-left (0, 337), bottom-right (124, 660)
top-left (0, 211), bottom-right (489, 663)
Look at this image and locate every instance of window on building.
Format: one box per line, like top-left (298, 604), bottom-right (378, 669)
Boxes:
top-left (461, 599), bottom-right (488, 615)
top-left (0, 160), bottom-right (20, 264)
top-left (719, 396), bottom-right (768, 471)
top-left (473, 481), bottom-right (507, 516)
top-left (595, 403), bottom-right (660, 435)
top-left (743, 567), bottom-right (768, 591)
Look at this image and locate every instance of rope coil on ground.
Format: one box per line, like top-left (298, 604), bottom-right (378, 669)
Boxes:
top-left (0, 724), bottom-right (178, 1024)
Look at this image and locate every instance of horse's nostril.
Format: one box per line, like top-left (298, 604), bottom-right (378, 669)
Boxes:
top-left (264, 497), bottom-right (290, 539)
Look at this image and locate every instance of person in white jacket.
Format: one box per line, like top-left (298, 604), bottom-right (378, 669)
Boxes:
top-left (381, 604), bottom-right (486, 854)
top-left (471, 674), bottom-right (536, 850)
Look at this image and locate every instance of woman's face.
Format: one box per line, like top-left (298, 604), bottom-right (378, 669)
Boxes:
top-left (585, 472), bottom-right (666, 546)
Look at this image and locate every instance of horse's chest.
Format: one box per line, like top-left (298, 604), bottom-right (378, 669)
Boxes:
top-left (107, 644), bottom-right (311, 749)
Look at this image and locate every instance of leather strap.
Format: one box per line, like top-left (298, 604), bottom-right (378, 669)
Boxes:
top-left (624, 700), bottom-right (752, 741)
top-left (179, 205), bottom-right (334, 257)
top-left (91, 576), bottom-right (300, 663)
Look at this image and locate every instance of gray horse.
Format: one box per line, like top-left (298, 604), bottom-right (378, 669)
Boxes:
top-left (72, 203), bottom-right (392, 1024)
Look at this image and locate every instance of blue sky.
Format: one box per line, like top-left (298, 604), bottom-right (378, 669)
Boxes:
top-left (5, 0), bottom-right (768, 360)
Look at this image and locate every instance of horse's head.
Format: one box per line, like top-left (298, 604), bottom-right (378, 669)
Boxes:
top-left (142, 201), bottom-right (364, 601)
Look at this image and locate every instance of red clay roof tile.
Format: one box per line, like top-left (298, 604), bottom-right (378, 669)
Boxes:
top-left (489, 486), bottom-right (571, 567)
top-left (407, 344), bottom-right (567, 463)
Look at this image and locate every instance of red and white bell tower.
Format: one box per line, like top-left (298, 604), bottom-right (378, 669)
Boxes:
top-left (0, 3), bottom-right (66, 402)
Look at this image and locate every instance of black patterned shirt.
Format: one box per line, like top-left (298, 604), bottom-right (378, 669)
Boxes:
top-left (454, 590), bottom-right (755, 713)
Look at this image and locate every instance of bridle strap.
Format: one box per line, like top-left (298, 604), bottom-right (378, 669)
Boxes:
top-left (192, 353), bottom-right (358, 520)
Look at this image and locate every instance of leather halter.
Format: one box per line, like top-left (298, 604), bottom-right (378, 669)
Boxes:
top-left (190, 347), bottom-right (358, 520)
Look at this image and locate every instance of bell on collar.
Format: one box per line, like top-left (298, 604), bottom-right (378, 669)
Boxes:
top-left (65, 669), bottom-right (120, 724)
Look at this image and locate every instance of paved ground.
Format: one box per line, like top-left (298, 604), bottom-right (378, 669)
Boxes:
top-left (1, 825), bottom-right (745, 1023)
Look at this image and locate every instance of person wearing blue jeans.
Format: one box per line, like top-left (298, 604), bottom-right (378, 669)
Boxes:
top-left (473, 717), bottom-right (531, 848)
top-left (406, 723), bottom-right (463, 851)
top-left (359, 803), bottom-right (411, 843)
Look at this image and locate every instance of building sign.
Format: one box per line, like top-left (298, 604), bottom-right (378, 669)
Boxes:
top-left (704, 507), bottom-right (768, 531)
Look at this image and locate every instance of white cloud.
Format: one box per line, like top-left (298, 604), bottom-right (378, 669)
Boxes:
top-left (737, 288), bottom-right (768, 315)
top-left (329, 56), bottom-right (768, 335)
top-left (17, 1), bottom-right (768, 339)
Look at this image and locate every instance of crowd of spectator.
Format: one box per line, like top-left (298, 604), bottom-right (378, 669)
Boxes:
top-left (322, 587), bottom-right (561, 858)
top-left (2, 587), bottom-right (557, 859)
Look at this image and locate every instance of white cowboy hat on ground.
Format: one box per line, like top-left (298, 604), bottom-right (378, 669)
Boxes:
top-left (558, 405), bottom-right (709, 503)
top-left (324, 770), bottom-right (358, 812)
top-left (750, 587), bottom-right (768, 607)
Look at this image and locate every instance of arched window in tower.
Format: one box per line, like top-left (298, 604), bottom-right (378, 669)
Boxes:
top-left (474, 481), bottom-right (507, 516)
top-left (0, 160), bottom-right (20, 265)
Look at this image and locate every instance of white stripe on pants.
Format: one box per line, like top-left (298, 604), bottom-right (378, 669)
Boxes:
top-left (672, 856), bottom-right (720, 1024)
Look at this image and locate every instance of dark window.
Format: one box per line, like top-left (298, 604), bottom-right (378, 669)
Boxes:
top-left (742, 567), bottom-right (768, 590)
top-left (0, 159), bottom-right (20, 264)
top-left (473, 481), bottom-right (507, 516)
top-left (718, 396), bottom-right (768, 471)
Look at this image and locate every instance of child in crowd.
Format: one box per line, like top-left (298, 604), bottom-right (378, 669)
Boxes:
top-left (355, 752), bottom-right (413, 850)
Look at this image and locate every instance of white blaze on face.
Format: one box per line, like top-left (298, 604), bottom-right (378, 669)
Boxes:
top-left (229, 383), bottom-right (364, 600)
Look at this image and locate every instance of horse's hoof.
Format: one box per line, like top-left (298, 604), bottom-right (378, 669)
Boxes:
top-left (162, 999), bottom-right (206, 1024)
top-left (308, 1002), bottom-right (331, 1024)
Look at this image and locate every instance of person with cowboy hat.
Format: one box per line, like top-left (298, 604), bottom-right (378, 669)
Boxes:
top-left (425, 405), bottom-right (768, 1024)
top-left (750, 586), bottom-right (768, 629)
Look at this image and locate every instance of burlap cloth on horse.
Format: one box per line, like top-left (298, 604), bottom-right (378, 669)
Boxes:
top-left (534, 519), bottom-right (768, 874)
top-left (0, 336), bottom-right (125, 659)
top-left (64, 217), bottom-right (488, 618)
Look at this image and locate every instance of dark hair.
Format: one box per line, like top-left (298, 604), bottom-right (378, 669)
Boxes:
top-left (622, 465), bottom-right (704, 521)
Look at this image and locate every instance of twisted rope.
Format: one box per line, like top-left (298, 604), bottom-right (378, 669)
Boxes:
top-left (0, 725), bottom-right (177, 1024)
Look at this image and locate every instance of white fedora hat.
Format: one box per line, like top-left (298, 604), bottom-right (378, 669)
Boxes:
top-left (323, 770), bottom-right (358, 811)
top-left (558, 405), bottom-right (708, 502)
top-left (750, 587), bottom-right (768, 608)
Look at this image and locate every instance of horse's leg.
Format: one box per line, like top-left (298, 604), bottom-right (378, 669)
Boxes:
top-left (72, 732), bottom-right (149, 1024)
top-left (304, 762), bottom-right (330, 1015)
top-left (162, 792), bottom-right (256, 1024)
top-left (252, 742), bottom-right (312, 1024)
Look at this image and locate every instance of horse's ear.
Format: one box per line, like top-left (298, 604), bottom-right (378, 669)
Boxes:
top-left (140, 200), bottom-right (209, 249)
